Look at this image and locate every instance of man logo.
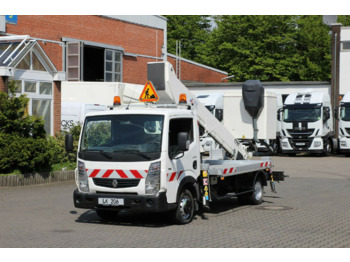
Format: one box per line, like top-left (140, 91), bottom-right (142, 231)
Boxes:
top-left (112, 179), bottom-right (118, 188)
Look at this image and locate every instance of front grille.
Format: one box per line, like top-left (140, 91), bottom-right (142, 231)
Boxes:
top-left (287, 129), bottom-right (314, 138)
top-left (93, 178), bottom-right (140, 188)
top-left (288, 138), bottom-right (313, 149)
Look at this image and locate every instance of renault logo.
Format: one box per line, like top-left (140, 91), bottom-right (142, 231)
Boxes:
top-left (112, 179), bottom-right (118, 188)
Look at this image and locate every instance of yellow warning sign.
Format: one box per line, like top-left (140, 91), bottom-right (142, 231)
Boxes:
top-left (139, 81), bottom-right (159, 102)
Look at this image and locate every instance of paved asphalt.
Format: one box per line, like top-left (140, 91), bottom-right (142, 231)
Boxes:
top-left (1, 155), bottom-right (350, 248)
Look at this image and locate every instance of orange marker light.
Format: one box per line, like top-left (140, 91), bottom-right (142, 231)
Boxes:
top-left (179, 94), bottom-right (187, 103)
top-left (114, 96), bottom-right (121, 106)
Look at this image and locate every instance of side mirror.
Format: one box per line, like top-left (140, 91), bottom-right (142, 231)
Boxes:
top-left (323, 108), bottom-right (330, 122)
top-left (277, 108), bottom-right (282, 121)
top-left (65, 133), bottom-right (73, 153)
top-left (215, 109), bottom-right (223, 122)
top-left (178, 132), bottom-right (190, 152)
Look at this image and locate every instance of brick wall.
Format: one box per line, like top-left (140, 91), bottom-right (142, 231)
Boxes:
top-left (6, 15), bottom-right (164, 82)
top-left (167, 56), bottom-right (227, 83)
top-left (53, 81), bottom-right (61, 135)
top-left (0, 76), bottom-right (7, 92)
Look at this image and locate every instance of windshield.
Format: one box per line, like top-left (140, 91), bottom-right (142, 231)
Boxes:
top-left (283, 108), bottom-right (321, 122)
top-left (80, 114), bottom-right (164, 162)
top-left (340, 105), bottom-right (350, 121)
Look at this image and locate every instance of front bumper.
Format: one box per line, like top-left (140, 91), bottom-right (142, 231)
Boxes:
top-left (73, 189), bottom-right (175, 212)
top-left (280, 137), bottom-right (324, 154)
top-left (339, 137), bottom-right (350, 153)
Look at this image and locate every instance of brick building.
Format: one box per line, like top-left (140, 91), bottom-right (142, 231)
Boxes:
top-left (0, 15), bottom-right (227, 136)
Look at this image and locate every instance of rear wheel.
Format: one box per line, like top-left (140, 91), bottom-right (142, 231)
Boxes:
top-left (250, 178), bottom-right (264, 205)
top-left (173, 189), bottom-right (194, 224)
top-left (237, 178), bottom-right (264, 205)
top-left (96, 209), bottom-right (119, 220)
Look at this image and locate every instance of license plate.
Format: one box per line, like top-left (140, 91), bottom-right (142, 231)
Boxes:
top-left (296, 142), bottom-right (305, 146)
top-left (98, 198), bottom-right (124, 206)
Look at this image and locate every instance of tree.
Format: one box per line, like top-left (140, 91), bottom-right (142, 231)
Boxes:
top-left (164, 15), bottom-right (212, 63)
top-left (338, 15), bottom-right (350, 26)
top-left (0, 81), bottom-right (46, 138)
top-left (0, 81), bottom-right (51, 173)
top-left (294, 15), bottom-right (331, 81)
top-left (194, 15), bottom-right (332, 82)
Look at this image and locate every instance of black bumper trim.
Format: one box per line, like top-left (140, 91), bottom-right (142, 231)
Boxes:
top-left (282, 149), bottom-right (324, 154)
top-left (73, 189), bottom-right (175, 212)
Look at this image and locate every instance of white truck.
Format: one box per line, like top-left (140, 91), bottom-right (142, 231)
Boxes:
top-left (67, 62), bottom-right (285, 224)
top-left (338, 91), bottom-right (350, 156)
top-left (61, 102), bottom-right (107, 131)
top-left (279, 90), bottom-right (336, 156)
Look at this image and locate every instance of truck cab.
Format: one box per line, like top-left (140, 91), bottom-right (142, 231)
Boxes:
top-left (73, 106), bottom-right (201, 223)
top-left (338, 91), bottom-right (350, 156)
top-left (279, 91), bottom-right (334, 155)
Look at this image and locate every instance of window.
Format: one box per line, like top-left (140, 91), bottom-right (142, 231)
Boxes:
top-left (168, 118), bottom-right (193, 159)
top-left (16, 50), bottom-right (46, 71)
top-left (11, 79), bottom-right (53, 136)
top-left (342, 42), bottom-right (350, 51)
top-left (66, 42), bottom-right (80, 81)
top-left (105, 49), bottom-right (122, 82)
top-left (66, 41), bottom-right (122, 82)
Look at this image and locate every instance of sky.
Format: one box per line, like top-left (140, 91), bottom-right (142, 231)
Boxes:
top-left (2, 0), bottom-right (350, 15)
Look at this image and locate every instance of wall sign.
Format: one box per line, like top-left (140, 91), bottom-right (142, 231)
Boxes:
top-left (6, 15), bottom-right (17, 25)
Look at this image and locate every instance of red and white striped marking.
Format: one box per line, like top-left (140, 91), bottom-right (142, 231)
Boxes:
top-left (222, 167), bottom-right (237, 175)
top-left (167, 170), bottom-right (185, 182)
top-left (86, 169), bottom-right (147, 179)
top-left (260, 161), bottom-right (272, 168)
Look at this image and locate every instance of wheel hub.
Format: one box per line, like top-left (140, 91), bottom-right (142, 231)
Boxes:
top-left (179, 196), bottom-right (192, 219)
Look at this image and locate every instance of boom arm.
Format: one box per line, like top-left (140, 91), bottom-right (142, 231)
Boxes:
top-left (147, 62), bottom-right (250, 160)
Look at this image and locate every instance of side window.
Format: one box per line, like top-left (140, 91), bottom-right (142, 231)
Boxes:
top-left (168, 118), bottom-right (193, 159)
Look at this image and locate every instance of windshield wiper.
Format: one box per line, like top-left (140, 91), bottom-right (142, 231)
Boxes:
top-left (83, 149), bottom-right (113, 159)
top-left (113, 150), bottom-right (151, 160)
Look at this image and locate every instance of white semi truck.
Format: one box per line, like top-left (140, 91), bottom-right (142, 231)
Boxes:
top-left (67, 62), bottom-right (285, 224)
top-left (279, 90), bottom-right (336, 155)
top-left (338, 91), bottom-right (350, 156)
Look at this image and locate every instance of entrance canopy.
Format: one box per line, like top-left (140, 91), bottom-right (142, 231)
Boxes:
top-left (0, 35), bottom-right (63, 80)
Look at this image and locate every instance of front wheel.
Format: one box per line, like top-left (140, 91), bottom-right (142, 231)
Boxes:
top-left (173, 189), bottom-right (194, 224)
top-left (324, 139), bottom-right (332, 156)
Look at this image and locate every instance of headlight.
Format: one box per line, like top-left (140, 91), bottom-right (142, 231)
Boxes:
top-left (145, 161), bottom-right (161, 195)
top-left (340, 141), bottom-right (347, 147)
top-left (282, 142), bottom-right (288, 148)
top-left (78, 161), bottom-right (89, 193)
top-left (314, 141), bottom-right (322, 148)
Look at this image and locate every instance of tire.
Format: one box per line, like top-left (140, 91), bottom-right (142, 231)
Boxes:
top-left (324, 139), bottom-right (332, 156)
top-left (237, 178), bottom-right (264, 205)
top-left (173, 189), bottom-right (195, 224)
top-left (250, 178), bottom-right (264, 205)
top-left (96, 209), bottom-right (119, 220)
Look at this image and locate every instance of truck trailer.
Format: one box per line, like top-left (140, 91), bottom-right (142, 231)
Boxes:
top-left (67, 62), bottom-right (285, 224)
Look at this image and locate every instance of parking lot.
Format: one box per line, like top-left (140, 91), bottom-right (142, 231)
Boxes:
top-left (1, 155), bottom-right (350, 248)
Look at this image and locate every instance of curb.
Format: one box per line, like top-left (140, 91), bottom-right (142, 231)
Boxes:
top-left (0, 170), bottom-right (75, 187)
